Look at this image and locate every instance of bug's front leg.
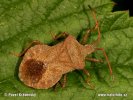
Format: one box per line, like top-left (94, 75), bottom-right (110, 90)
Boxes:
top-left (81, 5), bottom-right (101, 46)
top-left (81, 29), bottom-right (91, 45)
top-left (82, 69), bottom-right (95, 89)
top-left (81, 13), bottom-right (99, 45)
top-left (51, 32), bottom-right (68, 41)
top-left (11, 40), bottom-right (43, 57)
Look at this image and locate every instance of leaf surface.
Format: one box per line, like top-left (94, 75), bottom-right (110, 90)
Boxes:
top-left (0, 0), bottom-right (133, 99)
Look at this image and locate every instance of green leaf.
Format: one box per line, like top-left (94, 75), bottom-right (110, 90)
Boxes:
top-left (0, 0), bottom-right (133, 100)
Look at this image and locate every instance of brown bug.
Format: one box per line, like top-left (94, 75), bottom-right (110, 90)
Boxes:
top-left (15, 6), bottom-right (113, 89)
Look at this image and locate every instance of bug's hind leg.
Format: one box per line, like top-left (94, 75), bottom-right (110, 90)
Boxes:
top-left (53, 74), bottom-right (67, 91)
top-left (82, 69), bottom-right (95, 89)
top-left (58, 74), bottom-right (67, 88)
top-left (11, 40), bottom-right (43, 57)
top-left (61, 74), bottom-right (67, 88)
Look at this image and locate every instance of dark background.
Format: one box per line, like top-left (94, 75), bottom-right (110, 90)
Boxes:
top-left (112, 0), bottom-right (132, 16)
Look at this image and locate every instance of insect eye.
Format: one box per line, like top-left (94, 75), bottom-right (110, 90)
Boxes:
top-left (21, 59), bottom-right (46, 83)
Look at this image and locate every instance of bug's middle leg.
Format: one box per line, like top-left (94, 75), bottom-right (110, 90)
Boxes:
top-left (85, 57), bottom-right (103, 63)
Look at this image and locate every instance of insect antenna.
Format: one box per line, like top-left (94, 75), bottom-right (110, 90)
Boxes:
top-left (88, 5), bottom-right (101, 48)
top-left (87, 6), bottom-right (113, 79)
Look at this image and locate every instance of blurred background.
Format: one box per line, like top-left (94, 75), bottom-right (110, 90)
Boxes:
top-left (112, 0), bottom-right (132, 16)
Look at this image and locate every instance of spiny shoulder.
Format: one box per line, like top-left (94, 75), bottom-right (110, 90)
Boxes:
top-left (65, 35), bottom-right (76, 41)
top-left (64, 35), bottom-right (80, 45)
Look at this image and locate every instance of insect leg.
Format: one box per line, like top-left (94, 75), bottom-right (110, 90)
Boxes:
top-left (81, 6), bottom-right (100, 45)
top-left (89, 5), bottom-right (101, 47)
top-left (53, 81), bottom-right (63, 91)
top-left (11, 40), bottom-right (43, 57)
top-left (85, 57), bottom-right (103, 63)
top-left (53, 82), bottom-right (58, 91)
top-left (62, 74), bottom-right (67, 88)
top-left (81, 29), bottom-right (91, 45)
top-left (82, 69), bottom-right (95, 89)
top-left (95, 48), bottom-right (113, 76)
top-left (58, 74), bottom-right (67, 88)
top-left (81, 22), bottom-right (99, 45)
top-left (51, 32), bottom-right (68, 40)
top-left (83, 68), bottom-right (90, 76)
top-left (53, 74), bottom-right (67, 90)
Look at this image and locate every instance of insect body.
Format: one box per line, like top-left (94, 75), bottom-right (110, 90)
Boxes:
top-left (19, 35), bottom-right (95, 89)
top-left (18, 7), bottom-right (113, 89)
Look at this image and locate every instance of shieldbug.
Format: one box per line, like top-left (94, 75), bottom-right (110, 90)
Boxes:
top-left (15, 6), bottom-right (113, 89)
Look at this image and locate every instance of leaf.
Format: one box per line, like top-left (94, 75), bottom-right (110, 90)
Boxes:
top-left (0, 0), bottom-right (133, 100)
